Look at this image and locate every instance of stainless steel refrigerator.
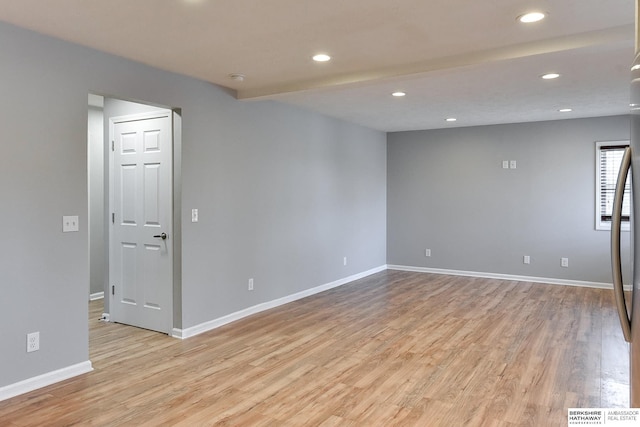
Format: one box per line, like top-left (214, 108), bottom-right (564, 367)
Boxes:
top-left (612, 39), bottom-right (640, 407)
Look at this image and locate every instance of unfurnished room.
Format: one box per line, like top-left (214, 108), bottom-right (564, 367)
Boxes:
top-left (0, 1), bottom-right (638, 426)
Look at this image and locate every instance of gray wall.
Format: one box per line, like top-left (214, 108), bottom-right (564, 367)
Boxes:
top-left (180, 100), bottom-right (387, 327)
top-left (0, 21), bottom-right (386, 388)
top-left (387, 116), bottom-right (631, 284)
top-left (88, 105), bottom-right (104, 297)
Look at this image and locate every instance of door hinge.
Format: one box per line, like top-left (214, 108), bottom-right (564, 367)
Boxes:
top-left (112, 213), bottom-right (115, 224)
top-left (112, 285), bottom-right (115, 296)
top-left (111, 140), bottom-right (115, 151)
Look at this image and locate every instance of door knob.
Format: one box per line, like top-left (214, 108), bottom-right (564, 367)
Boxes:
top-left (153, 232), bottom-right (167, 240)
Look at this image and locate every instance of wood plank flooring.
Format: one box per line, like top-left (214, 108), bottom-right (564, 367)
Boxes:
top-left (0, 270), bottom-right (630, 426)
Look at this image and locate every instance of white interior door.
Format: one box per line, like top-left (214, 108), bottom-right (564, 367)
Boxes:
top-left (109, 111), bottom-right (173, 334)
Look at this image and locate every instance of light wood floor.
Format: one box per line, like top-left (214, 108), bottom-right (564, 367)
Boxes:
top-left (0, 270), bottom-right (630, 426)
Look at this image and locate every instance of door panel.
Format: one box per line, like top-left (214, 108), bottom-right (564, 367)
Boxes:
top-left (121, 243), bottom-right (137, 304)
top-left (121, 165), bottom-right (137, 224)
top-left (143, 163), bottom-right (161, 225)
top-left (110, 111), bottom-right (173, 334)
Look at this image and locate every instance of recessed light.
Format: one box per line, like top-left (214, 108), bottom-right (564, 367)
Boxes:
top-left (392, 92), bottom-right (406, 97)
top-left (312, 54), bottom-right (331, 62)
top-left (445, 118), bottom-right (457, 122)
top-left (559, 108), bottom-right (573, 113)
top-left (541, 73), bottom-right (560, 80)
top-left (518, 12), bottom-right (546, 23)
top-left (229, 73), bottom-right (245, 82)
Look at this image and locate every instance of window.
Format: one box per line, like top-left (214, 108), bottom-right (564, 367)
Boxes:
top-left (595, 140), bottom-right (630, 231)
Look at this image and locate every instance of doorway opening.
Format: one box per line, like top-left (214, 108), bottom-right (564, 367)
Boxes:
top-left (87, 94), bottom-right (182, 337)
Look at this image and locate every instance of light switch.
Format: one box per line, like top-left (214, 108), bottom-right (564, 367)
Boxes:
top-left (191, 209), bottom-right (198, 223)
top-left (62, 216), bottom-right (79, 232)
top-left (502, 160), bottom-right (509, 169)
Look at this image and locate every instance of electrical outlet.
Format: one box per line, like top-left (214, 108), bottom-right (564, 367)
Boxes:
top-left (523, 255), bottom-right (530, 264)
top-left (27, 332), bottom-right (39, 353)
top-left (191, 209), bottom-right (198, 223)
top-left (561, 258), bottom-right (569, 268)
top-left (510, 160), bottom-right (517, 169)
top-left (425, 249), bottom-right (431, 257)
top-left (248, 278), bottom-right (254, 291)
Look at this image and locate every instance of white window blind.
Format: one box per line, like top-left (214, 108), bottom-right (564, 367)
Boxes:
top-left (596, 141), bottom-right (630, 230)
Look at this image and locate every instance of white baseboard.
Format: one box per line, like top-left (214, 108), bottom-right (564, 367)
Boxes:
top-left (89, 291), bottom-right (104, 301)
top-left (173, 265), bottom-right (388, 339)
top-left (387, 264), bottom-right (632, 291)
top-left (0, 361), bottom-right (93, 402)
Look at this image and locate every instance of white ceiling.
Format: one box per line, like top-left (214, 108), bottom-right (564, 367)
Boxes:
top-left (0, 0), bottom-right (635, 131)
